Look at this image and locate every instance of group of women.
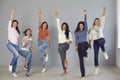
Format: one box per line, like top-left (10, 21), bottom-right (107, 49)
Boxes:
top-left (7, 6), bottom-right (108, 79)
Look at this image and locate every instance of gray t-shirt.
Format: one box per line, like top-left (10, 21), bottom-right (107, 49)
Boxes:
top-left (21, 36), bottom-right (32, 52)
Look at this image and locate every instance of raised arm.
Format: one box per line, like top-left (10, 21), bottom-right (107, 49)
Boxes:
top-left (101, 6), bottom-right (106, 27)
top-left (84, 10), bottom-right (88, 29)
top-left (38, 11), bottom-right (42, 27)
top-left (102, 6), bottom-right (106, 16)
top-left (9, 7), bottom-right (15, 21)
top-left (55, 11), bottom-right (62, 33)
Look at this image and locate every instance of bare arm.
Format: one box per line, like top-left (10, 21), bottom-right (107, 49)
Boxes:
top-left (38, 11), bottom-right (42, 27)
top-left (102, 6), bottom-right (106, 16)
top-left (9, 7), bottom-right (15, 21)
top-left (46, 35), bottom-right (52, 48)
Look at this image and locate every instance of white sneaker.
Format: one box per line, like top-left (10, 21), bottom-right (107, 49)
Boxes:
top-left (12, 73), bottom-right (17, 77)
top-left (94, 67), bottom-right (99, 75)
top-left (42, 68), bottom-right (46, 73)
top-left (9, 65), bottom-right (12, 72)
top-left (103, 52), bottom-right (109, 60)
top-left (45, 54), bottom-right (48, 62)
top-left (80, 77), bottom-right (85, 80)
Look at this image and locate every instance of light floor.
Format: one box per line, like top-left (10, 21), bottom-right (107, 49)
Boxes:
top-left (0, 66), bottom-right (120, 80)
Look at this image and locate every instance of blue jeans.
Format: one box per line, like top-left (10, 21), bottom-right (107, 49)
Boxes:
top-left (19, 50), bottom-right (32, 72)
top-left (7, 41), bottom-right (19, 73)
top-left (78, 42), bottom-right (89, 77)
top-left (38, 40), bottom-right (48, 66)
top-left (93, 38), bottom-right (105, 67)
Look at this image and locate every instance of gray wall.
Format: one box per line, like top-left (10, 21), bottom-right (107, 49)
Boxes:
top-left (0, 0), bottom-right (116, 66)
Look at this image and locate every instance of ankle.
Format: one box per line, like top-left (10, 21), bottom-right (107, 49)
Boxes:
top-left (64, 70), bottom-right (67, 74)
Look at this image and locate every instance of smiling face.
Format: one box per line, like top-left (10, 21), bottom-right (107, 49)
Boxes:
top-left (62, 24), bottom-right (67, 31)
top-left (41, 22), bottom-right (48, 30)
top-left (12, 20), bottom-right (18, 29)
top-left (42, 23), bottom-right (47, 30)
top-left (95, 20), bottom-right (100, 26)
top-left (94, 18), bottom-right (100, 26)
top-left (79, 23), bottom-right (84, 31)
top-left (26, 29), bottom-right (31, 37)
top-left (12, 22), bottom-right (18, 28)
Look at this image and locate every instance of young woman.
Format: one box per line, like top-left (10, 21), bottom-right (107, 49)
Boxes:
top-left (38, 11), bottom-right (52, 73)
top-left (7, 7), bottom-right (20, 77)
top-left (89, 6), bottom-right (108, 75)
top-left (19, 28), bottom-right (32, 77)
top-left (55, 12), bottom-right (73, 76)
top-left (74, 10), bottom-right (89, 79)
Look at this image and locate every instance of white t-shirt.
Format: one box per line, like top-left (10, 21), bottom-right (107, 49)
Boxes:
top-left (8, 20), bottom-right (19, 45)
top-left (56, 18), bottom-right (73, 43)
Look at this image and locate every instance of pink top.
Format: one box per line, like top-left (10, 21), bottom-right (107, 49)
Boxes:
top-left (8, 20), bottom-right (19, 45)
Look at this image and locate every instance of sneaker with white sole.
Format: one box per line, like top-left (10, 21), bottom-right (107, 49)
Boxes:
top-left (23, 66), bottom-right (28, 71)
top-left (9, 65), bottom-right (12, 72)
top-left (94, 67), bottom-right (99, 75)
top-left (42, 68), bottom-right (46, 73)
top-left (84, 53), bottom-right (89, 61)
top-left (103, 52), bottom-right (109, 60)
top-left (44, 54), bottom-right (48, 62)
top-left (12, 73), bottom-right (17, 77)
top-left (80, 77), bottom-right (85, 80)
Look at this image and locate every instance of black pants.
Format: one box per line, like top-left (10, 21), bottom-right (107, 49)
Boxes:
top-left (58, 42), bottom-right (70, 70)
top-left (93, 38), bottom-right (105, 67)
top-left (78, 42), bottom-right (89, 77)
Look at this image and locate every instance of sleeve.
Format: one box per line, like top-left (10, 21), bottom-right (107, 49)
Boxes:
top-left (101, 16), bottom-right (105, 28)
top-left (69, 32), bottom-right (73, 42)
top-left (38, 27), bottom-right (40, 41)
top-left (88, 28), bottom-right (93, 40)
top-left (8, 20), bottom-right (12, 29)
top-left (56, 18), bottom-right (62, 33)
top-left (75, 33), bottom-right (78, 47)
top-left (84, 14), bottom-right (88, 31)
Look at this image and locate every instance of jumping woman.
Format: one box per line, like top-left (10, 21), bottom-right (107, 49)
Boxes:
top-left (38, 11), bottom-right (52, 73)
top-left (19, 28), bottom-right (32, 76)
top-left (74, 10), bottom-right (89, 79)
top-left (89, 6), bottom-right (108, 75)
top-left (55, 11), bottom-right (73, 76)
top-left (7, 7), bottom-right (20, 77)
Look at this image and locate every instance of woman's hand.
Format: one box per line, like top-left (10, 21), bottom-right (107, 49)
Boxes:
top-left (9, 7), bottom-right (15, 21)
top-left (67, 40), bottom-right (72, 45)
top-left (55, 11), bottom-right (59, 18)
top-left (49, 44), bottom-right (52, 48)
top-left (83, 9), bottom-right (87, 14)
top-left (75, 47), bottom-right (78, 51)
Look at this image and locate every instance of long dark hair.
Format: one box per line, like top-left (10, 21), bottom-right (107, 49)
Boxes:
top-left (11, 20), bottom-right (20, 35)
top-left (61, 22), bottom-right (70, 39)
top-left (40, 21), bottom-right (48, 29)
top-left (23, 28), bottom-right (32, 37)
top-left (74, 21), bottom-right (85, 33)
top-left (93, 18), bottom-right (100, 26)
